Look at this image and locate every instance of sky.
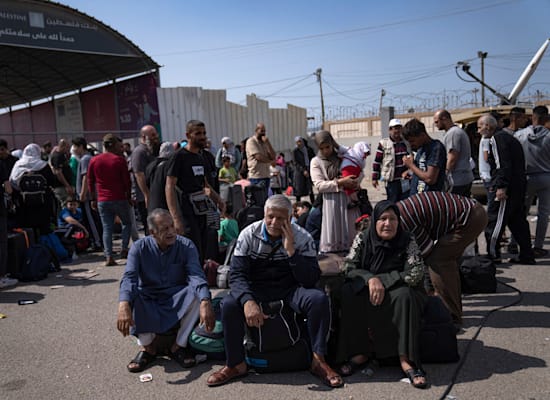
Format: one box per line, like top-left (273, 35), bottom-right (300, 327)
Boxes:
top-left (57, 0), bottom-right (549, 120)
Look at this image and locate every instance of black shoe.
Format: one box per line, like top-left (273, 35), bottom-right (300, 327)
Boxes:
top-left (507, 257), bottom-right (536, 265)
top-left (507, 243), bottom-right (519, 254)
top-left (533, 247), bottom-right (548, 258)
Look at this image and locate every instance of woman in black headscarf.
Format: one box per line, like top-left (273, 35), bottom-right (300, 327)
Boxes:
top-left (335, 200), bottom-right (428, 389)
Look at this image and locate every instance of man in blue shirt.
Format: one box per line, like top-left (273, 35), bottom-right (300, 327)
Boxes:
top-left (117, 208), bottom-right (215, 373)
top-left (402, 118), bottom-right (447, 195)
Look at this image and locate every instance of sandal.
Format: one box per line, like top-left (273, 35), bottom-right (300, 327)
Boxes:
top-left (127, 350), bottom-right (156, 373)
top-left (310, 361), bottom-right (344, 388)
top-left (171, 346), bottom-right (196, 368)
top-left (338, 357), bottom-right (369, 377)
top-left (404, 367), bottom-right (428, 389)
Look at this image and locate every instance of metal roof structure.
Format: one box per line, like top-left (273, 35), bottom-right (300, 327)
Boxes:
top-left (0, 0), bottom-right (159, 108)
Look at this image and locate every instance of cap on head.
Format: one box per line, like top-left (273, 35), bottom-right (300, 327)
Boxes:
top-left (389, 118), bottom-right (402, 128)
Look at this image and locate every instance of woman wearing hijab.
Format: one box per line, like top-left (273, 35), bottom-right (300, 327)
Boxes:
top-left (335, 201), bottom-right (428, 389)
top-left (292, 137), bottom-right (315, 203)
top-left (10, 143), bottom-right (57, 233)
top-left (215, 137), bottom-right (241, 171)
top-left (310, 131), bottom-right (359, 253)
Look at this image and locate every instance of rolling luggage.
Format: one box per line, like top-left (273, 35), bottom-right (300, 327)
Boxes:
top-left (7, 232), bottom-right (27, 278)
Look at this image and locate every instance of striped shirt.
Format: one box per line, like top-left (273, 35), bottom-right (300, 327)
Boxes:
top-left (397, 191), bottom-right (476, 255)
top-left (372, 140), bottom-right (409, 182)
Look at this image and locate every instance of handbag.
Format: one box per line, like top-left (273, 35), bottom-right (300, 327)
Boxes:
top-left (188, 191), bottom-right (209, 215)
top-left (248, 300), bottom-right (301, 353)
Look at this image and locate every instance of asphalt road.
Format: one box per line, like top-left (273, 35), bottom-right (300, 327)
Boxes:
top-left (1, 200), bottom-right (549, 400)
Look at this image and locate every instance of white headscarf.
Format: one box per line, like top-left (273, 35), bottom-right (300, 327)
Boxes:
top-left (220, 136), bottom-right (236, 164)
top-left (9, 143), bottom-right (48, 189)
top-left (342, 141), bottom-right (371, 168)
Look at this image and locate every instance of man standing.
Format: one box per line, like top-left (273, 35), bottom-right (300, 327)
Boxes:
top-left (0, 161), bottom-right (16, 288)
top-left (165, 120), bottom-right (224, 263)
top-left (0, 139), bottom-right (18, 175)
top-left (371, 119), bottom-right (411, 202)
top-left (503, 107), bottom-right (528, 135)
top-left (207, 195), bottom-right (342, 388)
top-left (479, 115), bottom-right (535, 264)
top-left (50, 138), bottom-right (74, 206)
top-left (514, 106), bottom-right (550, 257)
top-left (434, 110), bottom-right (474, 196)
top-left (402, 118), bottom-right (447, 195)
top-left (131, 125), bottom-right (160, 235)
top-left (397, 191), bottom-right (487, 323)
top-left (117, 209), bottom-right (215, 373)
top-left (246, 123), bottom-right (276, 201)
top-left (88, 134), bottom-right (133, 266)
top-left (72, 137), bottom-right (102, 251)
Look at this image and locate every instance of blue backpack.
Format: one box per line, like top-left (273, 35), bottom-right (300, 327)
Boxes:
top-left (188, 297), bottom-right (225, 360)
top-left (40, 233), bottom-right (69, 261)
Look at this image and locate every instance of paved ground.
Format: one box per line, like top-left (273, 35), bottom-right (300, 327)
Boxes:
top-left (1, 189), bottom-right (549, 399)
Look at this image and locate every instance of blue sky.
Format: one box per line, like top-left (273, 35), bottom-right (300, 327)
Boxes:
top-left (59, 0), bottom-right (549, 118)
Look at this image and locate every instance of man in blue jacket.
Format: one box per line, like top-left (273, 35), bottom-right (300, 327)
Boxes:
top-left (207, 195), bottom-right (343, 388)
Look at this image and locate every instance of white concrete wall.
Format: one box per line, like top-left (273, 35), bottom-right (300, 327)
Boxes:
top-left (156, 87), bottom-right (307, 156)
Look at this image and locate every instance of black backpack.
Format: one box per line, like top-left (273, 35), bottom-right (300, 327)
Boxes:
top-left (18, 173), bottom-right (48, 207)
top-left (20, 244), bottom-right (53, 281)
top-left (460, 256), bottom-right (497, 294)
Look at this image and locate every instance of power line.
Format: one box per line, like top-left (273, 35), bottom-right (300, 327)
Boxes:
top-left (152, 0), bottom-right (519, 57)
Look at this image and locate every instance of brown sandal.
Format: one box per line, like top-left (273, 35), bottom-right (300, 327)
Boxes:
top-left (310, 361), bottom-right (344, 388)
top-left (207, 365), bottom-right (248, 387)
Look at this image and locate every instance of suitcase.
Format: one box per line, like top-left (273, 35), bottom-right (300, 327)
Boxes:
top-left (13, 227), bottom-right (36, 247)
top-left (419, 296), bottom-right (459, 363)
top-left (228, 184), bottom-right (244, 214)
top-left (7, 232), bottom-right (27, 278)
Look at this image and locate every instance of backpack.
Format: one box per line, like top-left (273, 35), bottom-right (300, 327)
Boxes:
top-left (236, 205), bottom-right (264, 231)
top-left (245, 337), bottom-right (312, 373)
top-left (20, 244), bottom-right (53, 281)
top-left (460, 256), bottom-right (497, 294)
top-left (40, 233), bottom-right (69, 261)
top-left (18, 173), bottom-right (48, 207)
top-left (188, 297), bottom-right (225, 360)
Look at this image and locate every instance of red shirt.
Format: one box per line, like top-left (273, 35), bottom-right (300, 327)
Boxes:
top-left (87, 152), bottom-right (131, 202)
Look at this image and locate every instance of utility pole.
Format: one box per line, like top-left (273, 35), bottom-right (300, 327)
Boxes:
top-left (315, 68), bottom-right (325, 127)
top-left (478, 51), bottom-right (488, 107)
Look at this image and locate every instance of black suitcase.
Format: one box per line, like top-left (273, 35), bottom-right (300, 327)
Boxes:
top-left (229, 184), bottom-right (244, 214)
top-left (7, 232), bottom-right (27, 278)
top-left (460, 255), bottom-right (497, 294)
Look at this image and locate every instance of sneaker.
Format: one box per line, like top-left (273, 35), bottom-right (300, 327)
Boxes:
top-left (533, 247), bottom-right (548, 258)
top-left (507, 243), bottom-right (519, 255)
top-left (0, 276), bottom-right (18, 289)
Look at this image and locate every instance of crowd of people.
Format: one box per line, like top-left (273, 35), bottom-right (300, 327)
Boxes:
top-left (2, 105), bottom-right (549, 391)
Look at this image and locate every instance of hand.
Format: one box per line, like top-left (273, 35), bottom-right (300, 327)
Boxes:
top-left (338, 175), bottom-right (358, 190)
top-left (199, 300), bottom-right (216, 333)
top-left (402, 154), bottom-right (414, 168)
top-left (117, 302), bottom-right (134, 336)
top-left (303, 171), bottom-right (309, 178)
top-left (244, 300), bottom-right (266, 328)
top-left (281, 219), bottom-right (295, 257)
top-left (91, 200), bottom-right (97, 211)
top-left (496, 188), bottom-right (508, 201)
top-left (66, 186), bottom-right (75, 195)
top-left (372, 180), bottom-right (379, 189)
top-left (368, 277), bottom-right (385, 306)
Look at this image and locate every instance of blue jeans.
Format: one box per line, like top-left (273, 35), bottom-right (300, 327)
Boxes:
top-left (97, 200), bottom-right (132, 257)
top-left (249, 178), bottom-right (270, 203)
top-left (526, 173), bottom-right (550, 249)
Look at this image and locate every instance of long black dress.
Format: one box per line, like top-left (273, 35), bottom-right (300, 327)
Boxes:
top-left (334, 202), bottom-right (427, 365)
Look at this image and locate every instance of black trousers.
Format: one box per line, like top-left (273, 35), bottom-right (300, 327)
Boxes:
top-left (485, 189), bottom-right (534, 260)
top-left (221, 287), bottom-right (330, 367)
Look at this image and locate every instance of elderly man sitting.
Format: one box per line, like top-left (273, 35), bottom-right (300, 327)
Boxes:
top-left (117, 208), bottom-right (215, 373)
top-left (206, 195), bottom-right (343, 388)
